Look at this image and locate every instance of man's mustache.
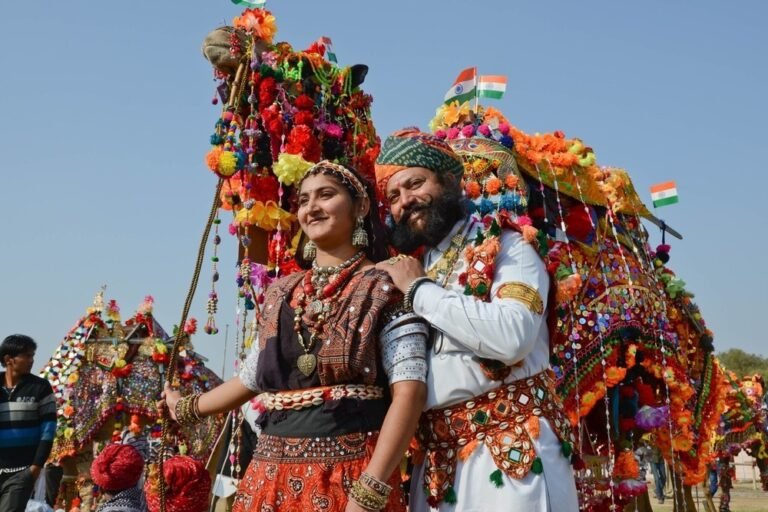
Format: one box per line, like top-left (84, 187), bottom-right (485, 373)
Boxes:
top-left (399, 202), bottom-right (430, 225)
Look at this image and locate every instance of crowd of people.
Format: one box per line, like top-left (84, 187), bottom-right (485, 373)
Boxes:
top-left (2, 129), bottom-right (580, 511)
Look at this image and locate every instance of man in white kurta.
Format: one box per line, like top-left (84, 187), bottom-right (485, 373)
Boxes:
top-left (375, 128), bottom-right (579, 511)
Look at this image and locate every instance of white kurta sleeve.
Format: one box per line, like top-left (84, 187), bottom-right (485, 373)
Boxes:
top-left (412, 231), bottom-right (549, 366)
top-left (379, 312), bottom-right (429, 384)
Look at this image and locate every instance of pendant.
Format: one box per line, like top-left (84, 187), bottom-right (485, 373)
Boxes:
top-left (310, 300), bottom-right (323, 315)
top-left (297, 354), bottom-right (317, 376)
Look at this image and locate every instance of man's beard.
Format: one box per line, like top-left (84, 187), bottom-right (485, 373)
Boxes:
top-left (389, 189), bottom-right (466, 253)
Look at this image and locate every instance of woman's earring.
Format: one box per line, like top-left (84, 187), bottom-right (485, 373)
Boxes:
top-left (303, 240), bottom-right (317, 260)
top-left (352, 217), bottom-right (368, 248)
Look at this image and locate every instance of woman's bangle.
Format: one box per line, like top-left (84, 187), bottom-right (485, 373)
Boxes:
top-left (359, 472), bottom-right (392, 497)
top-left (175, 393), bottom-right (203, 428)
top-left (404, 277), bottom-right (433, 310)
top-left (349, 479), bottom-right (388, 511)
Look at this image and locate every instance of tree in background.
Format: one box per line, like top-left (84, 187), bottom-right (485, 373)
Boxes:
top-left (717, 349), bottom-right (768, 379)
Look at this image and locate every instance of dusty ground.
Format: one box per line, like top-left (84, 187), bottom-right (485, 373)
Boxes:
top-left (647, 481), bottom-right (767, 512)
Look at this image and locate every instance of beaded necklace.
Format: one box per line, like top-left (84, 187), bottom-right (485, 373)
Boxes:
top-left (311, 250), bottom-right (364, 292)
top-left (294, 251), bottom-right (365, 376)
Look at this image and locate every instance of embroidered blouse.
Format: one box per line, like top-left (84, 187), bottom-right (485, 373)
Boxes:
top-left (239, 268), bottom-right (428, 394)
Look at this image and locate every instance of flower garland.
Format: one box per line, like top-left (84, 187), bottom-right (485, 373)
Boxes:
top-left (203, 6), bottom-right (380, 283)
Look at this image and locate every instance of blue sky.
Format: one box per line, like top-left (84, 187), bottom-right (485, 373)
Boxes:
top-left (1, 1), bottom-right (766, 377)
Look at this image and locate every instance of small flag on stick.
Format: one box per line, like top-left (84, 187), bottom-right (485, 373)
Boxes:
top-left (444, 67), bottom-right (477, 105)
top-left (232, 0), bottom-right (267, 7)
top-left (319, 36), bottom-right (337, 63)
top-left (650, 181), bottom-right (679, 208)
top-left (478, 75), bottom-right (507, 100)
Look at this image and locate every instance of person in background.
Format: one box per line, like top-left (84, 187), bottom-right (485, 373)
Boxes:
top-left (634, 440), bottom-right (652, 482)
top-left (708, 459), bottom-right (719, 498)
top-left (0, 334), bottom-right (57, 512)
top-left (648, 441), bottom-right (667, 504)
top-left (91, 443), bottom-right (146, 512)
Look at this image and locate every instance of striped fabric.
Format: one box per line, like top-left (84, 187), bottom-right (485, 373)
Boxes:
top-left (375, 127), bottom-right (464, 194)
top-left (0, 373), bottom-right (56, 469)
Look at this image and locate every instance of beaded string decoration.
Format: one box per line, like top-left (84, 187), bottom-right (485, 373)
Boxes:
top-left (293, 251), bottom-right (365, 376)
top-left (541, 161), bottom-right (586, 461)
top-left (561, 165), bottom-right (617, 511)
top-left (205, 214), bottom-right (222, 335)
top-left (598, 174), bottom-right (692, 509)
top-left (602, 200), bottom-right (634, 287)
top-left (613, 194), bottom-right (692, 511)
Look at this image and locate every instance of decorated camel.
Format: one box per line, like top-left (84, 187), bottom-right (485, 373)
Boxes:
top-left (41, 292), bottom-right (224, 512)
top-left (427, 100), bottom-right (729, 512)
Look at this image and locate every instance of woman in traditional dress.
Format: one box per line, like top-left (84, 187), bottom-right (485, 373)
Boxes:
top-left (164, 161), bottom-right (428, 512)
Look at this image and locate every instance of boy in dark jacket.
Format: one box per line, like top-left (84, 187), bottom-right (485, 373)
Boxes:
top-left (0, 334), bottom-right (57, 512)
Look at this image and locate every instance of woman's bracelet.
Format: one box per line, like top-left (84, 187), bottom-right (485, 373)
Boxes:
top-left (349, 479), bottom-right (388, 511)
top-left (403, 277), bottom-right (433, 310)
top-left (359, 472), bottom-right (392, 497)
top-left (174, 393), bottom-right (203, 428)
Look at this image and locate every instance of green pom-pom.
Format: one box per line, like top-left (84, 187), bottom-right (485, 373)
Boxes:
top-left (489, 220), bottom-right (501, 237)
top-left (561, 441), bottom-right (573, 458)
top-left (464, 284), bottom-right (473, 295)
top-left (489, 469), bottom-right (504, 488)
top-left (536, 231), bottom-right (549, 256)
top-left (475, 282), bottom-right (488, 296)
top-left (475, 228), bottom-right (485, 244)
top-left (444, 486), bottom-right (457, 505)
top-left (555, 263), bottom-right (574, 281)
top-left (531, 457), bottom-right (543, 474)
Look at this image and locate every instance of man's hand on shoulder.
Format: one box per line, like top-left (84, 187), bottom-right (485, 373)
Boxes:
top-left (375, 255), bottom-right (426, 293)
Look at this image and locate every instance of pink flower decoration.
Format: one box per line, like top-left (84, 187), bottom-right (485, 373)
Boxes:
top-left (447, 127), bottom-right (460, 139)
top-left (478, 124), bottom-right (491, 137)
top-left (461, 125), bottom-right (475, 137)
top-left (323, 123), bottom-right (344, 138)
top-left (617, 479), bottom-right (647, 498)
top-left (184, 318), bottom-right (198, 335)
top-left (517, 215), bottom-right (533, 227)
top-left (434, 129), bottom-right (447, 139)
top-left (249, 262), bottom-right (272, 289)
top-left (250, 397), bottom-right (266, 414)
top-left (498, 123), bottom-right (510, 135)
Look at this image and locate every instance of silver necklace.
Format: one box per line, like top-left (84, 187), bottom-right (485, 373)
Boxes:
top-left (311, 251), bottom-right (365, 289)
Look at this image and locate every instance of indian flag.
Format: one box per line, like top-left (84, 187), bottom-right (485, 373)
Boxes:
top-left (444, 67), bottom-right (477, 105)
top-left (232, 0), bottom-right (267, 7)
top-left (320, 36), bottom-right (337, 63)
top-left (650, 181), bottom-right (679, 208)
top-left (478, 75), bottom-right (507, 100)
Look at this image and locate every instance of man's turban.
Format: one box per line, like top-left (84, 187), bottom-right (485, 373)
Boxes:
top-left (91, 444), bottom-right (144, 492)
top-left (375, 128), bottom-right (464, 195)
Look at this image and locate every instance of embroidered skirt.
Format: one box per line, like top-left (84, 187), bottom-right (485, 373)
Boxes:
top-left (232, 431), bottom-right (405, 512)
